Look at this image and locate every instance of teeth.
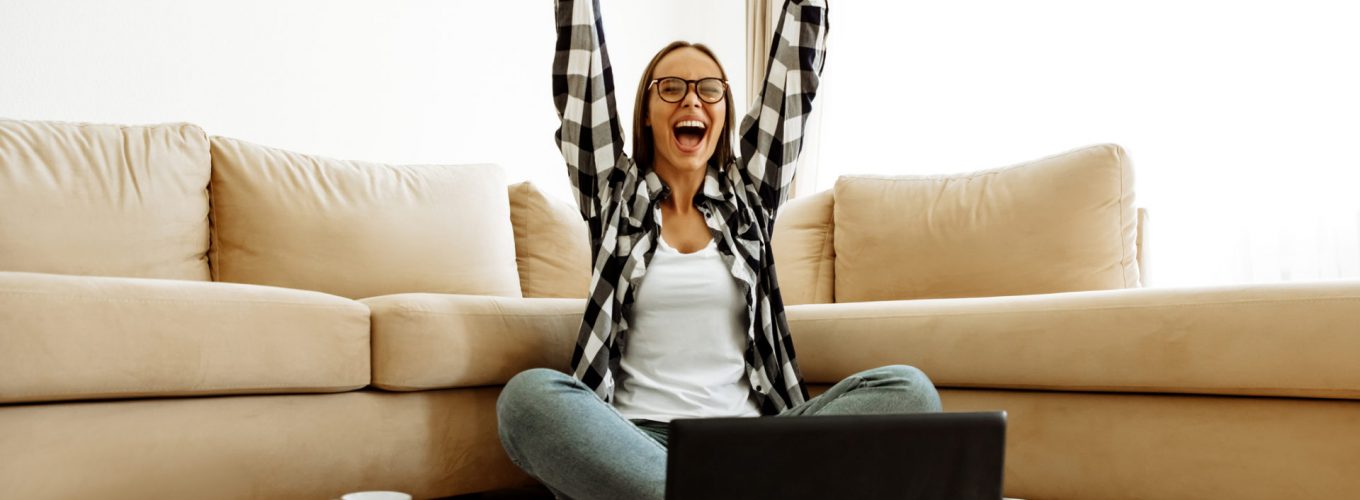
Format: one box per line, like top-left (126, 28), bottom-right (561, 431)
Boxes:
top-left (675, 120), bottom-right (706, 130)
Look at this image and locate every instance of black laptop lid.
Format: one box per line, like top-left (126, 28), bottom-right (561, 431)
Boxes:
top-left (665, 411), bottom-right (1006, 500)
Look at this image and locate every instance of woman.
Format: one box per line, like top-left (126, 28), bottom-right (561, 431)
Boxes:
top-left (497, 1), bottom-right (941, 498)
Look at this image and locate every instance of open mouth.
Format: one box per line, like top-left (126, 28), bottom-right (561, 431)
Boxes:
top-left (673, 120), bottom-right (707, 153)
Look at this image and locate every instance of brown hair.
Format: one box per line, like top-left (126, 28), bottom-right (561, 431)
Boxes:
top-left (631, 41), bottom-right (738, 171)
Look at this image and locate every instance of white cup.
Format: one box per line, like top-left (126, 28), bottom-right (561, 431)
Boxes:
top-left (340, 492), bottom-right (412, 500)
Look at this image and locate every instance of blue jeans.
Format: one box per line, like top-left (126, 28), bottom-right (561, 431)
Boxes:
top-left (496, 365), bottom-right (943, 500)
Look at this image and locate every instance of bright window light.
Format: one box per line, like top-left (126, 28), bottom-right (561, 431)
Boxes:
top-left (810, 0), bottom-right (1360, 286)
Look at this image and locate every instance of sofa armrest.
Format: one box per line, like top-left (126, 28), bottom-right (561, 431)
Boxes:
top-left (789, 279), bottom-right (1360, 400)
top-left (362, 294), bottom-right (584, 391)
top-left (0, 271), bottom-right (369, 404)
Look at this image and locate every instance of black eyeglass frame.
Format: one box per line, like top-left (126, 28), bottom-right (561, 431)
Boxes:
top-left (647, 77), bottom-right (729, 104)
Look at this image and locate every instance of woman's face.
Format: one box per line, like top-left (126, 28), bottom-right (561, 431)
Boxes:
top-left (647, 47), bottom-right (727, 174)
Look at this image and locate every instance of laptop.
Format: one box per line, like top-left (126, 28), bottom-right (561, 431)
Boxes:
top-left (665, 411), bottom-right (1007, 500)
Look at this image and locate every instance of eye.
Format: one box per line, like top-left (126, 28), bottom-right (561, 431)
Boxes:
top-left (658, 78), bottom-right (687, 99)
top-left (697, 79), bottom-right (725, 101)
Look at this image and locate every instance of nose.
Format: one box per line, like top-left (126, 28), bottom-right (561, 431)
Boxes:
top-left (680, 83), bottom-right (705, 108)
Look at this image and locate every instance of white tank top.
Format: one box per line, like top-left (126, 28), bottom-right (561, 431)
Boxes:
top-left (612, 234), bottom-right (761, 422)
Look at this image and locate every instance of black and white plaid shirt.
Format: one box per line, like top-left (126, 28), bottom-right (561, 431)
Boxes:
top-left (553, 0), bottom-right (828, 415)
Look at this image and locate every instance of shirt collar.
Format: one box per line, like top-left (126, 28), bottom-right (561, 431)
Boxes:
top-left (701, 163), bottom-right (727, 201)
top-left (644, 168), bottom-right (668, 201)
top-left (644, 163), bottom-right (732, 203)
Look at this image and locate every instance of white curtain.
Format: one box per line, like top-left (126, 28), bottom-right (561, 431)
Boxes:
top-left (744, 0), bottom-right (774, 106)
top-left (792, 0), bottom-right (1360, 286)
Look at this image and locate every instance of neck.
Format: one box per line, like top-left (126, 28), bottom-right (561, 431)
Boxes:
top-left (653, 158), bottom-right (706, 213)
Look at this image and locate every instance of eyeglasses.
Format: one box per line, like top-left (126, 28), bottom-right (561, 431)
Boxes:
top-left (648, 77), bottom-right (727, 104)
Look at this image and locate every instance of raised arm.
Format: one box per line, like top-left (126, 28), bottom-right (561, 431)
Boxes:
top-left (737, 0), bottom-right (829, 216)
top-left (553, 0), bottom-right (628, 229)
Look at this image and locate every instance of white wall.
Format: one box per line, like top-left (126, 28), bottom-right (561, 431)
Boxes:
top-left (0, 0), bottom-right (744, 203)
top-left (814, 0), bottom-right (1360, 285)
top-left (18, 1), bottom-right (1346, 286)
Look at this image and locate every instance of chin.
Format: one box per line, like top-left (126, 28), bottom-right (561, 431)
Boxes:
top-left (660, 153), bottom-right (709, 172)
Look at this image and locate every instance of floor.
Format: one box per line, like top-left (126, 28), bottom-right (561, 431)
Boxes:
top-left (439, 484), bottom-right (555, 499)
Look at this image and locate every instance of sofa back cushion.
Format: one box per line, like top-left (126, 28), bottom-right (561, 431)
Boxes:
top-left (0, 120), bottom-right (212, 280)
top-left (208, 136), bottom-right (521, 299)
top-left (508, 182), bottom-right (591, 298)
top-left (772, 189), bottom-right (836, 305)
top-left (832, 144), bottom-right (1140, 303)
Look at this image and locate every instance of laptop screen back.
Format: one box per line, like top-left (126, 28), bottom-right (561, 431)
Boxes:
top-left (665, 411), bottom-right (1006, 500)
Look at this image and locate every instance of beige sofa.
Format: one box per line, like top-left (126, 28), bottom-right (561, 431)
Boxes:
top-left (2, 120), bottom-right (1357, 500)
top-left (772, 150), bottom-right (1360, 499)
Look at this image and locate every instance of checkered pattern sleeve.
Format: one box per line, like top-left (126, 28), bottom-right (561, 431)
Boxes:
top-left (737, 0), bottom-right (829, 217)
top-left (553, 0), bottom-right (628, 230)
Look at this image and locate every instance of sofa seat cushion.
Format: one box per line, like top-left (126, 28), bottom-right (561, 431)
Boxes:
top-left (209, 136), bottom-right (521, 299)
top-left (832, 144), bottom-right (1140, 302)
top-left (790, 279), bottom-right (1360, 400)
top-left (0, 120), bottom-right (211, 280)
top-left (363, 294), bottom-right (583, 390)
top-left (0, 271), bottom-right (370, 404)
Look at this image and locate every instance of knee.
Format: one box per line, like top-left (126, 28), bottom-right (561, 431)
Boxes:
top-left (860, 364), bottom-right (933, 388)
top-left (864, 364), bottom-right (942, 412)
top-left (498, 368), bottom-right (572, 428)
